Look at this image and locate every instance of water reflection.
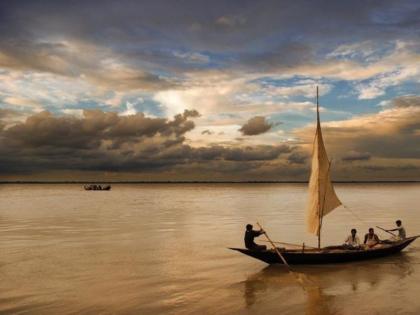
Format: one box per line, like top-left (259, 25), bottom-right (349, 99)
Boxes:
top-left (242, 253), bottom-right (414, 314)
top-left (1, 184), bottom-right (420, 314)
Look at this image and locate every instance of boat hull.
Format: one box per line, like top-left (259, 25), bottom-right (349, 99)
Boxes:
top-left (230, 236), bottom-right (418, 265)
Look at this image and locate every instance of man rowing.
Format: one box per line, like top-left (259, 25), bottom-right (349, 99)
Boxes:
top-left (244, 224), bottom-right (267, 251)
top-left (385, 220), bottom-right (406, 240)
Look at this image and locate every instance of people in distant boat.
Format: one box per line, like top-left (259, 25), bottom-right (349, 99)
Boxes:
top-left (385, 220), bottom-right (406, 241)
top-left (84, 184), bottom-right (111, 191)
top-left (343, 228), bottom-right (361, 249)
top-left (364, 228), bottom-right (380, 248)
top-left (244, 224), bottom-right (267, 251)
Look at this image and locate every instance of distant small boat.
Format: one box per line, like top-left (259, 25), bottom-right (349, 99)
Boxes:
top-left (231, 87), bottom-right (418, 265)
top-left (84, 184), bottom-right (111, 191)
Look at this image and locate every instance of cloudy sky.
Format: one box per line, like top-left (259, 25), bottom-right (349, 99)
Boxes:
top-left (0, 0), bottom-right (419, 181)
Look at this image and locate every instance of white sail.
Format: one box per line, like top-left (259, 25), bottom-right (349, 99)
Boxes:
top-left (306, 90), bottom-right (342, 236)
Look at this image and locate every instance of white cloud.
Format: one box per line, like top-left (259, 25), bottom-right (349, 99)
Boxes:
top-left (327, 41), bottom-right (420, 99)
top-left (2, 96), bottom-right (43, 112)
top-left (173, 51), bottom-right (210, 64)
top-left (327, 41), bottom-right (377, 59)
top-left (186, 125), bottom-right (242, 147)
top-left (356, 61), bottom-right (420, 99)
top-left (153, 74), bottom-right (250, 117)
top-left (120, 101), bottom-right (137, 116)
top-left (61, 109), bottom-right (84, 117)
top-left (0, 70), bottom-right (95, 110)
top-left (270, 41), bottom-right (420, 99)
top-left (262, 81), bottom-right (332, 99)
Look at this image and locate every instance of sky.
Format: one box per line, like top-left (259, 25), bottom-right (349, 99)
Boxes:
top-left (0, 0), bottom-right (419, 181)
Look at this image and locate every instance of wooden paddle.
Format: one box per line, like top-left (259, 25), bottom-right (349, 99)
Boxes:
top-left (376, 225), bottom-right (397, 237)
top-left (256, 222), bottom-right (291, 266)
top-left (256, 222), bottom-right (316, 289)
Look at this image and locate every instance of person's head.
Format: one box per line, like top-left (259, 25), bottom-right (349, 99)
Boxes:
top-left (246, 224), bottom-right (253, 231)
top-left (351, 228), bottom-right (357, 236)
top-left (396, 220), bottom-right (402, 226)
top-left (369, 228), bottom-right (374, 234)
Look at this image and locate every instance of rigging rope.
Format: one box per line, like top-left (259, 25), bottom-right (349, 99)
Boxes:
top-left (341, 203), bottom-right (374, 229)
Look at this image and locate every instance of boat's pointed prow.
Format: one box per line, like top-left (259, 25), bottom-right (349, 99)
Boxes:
top-left (229, 247), bottom-right (280, 264)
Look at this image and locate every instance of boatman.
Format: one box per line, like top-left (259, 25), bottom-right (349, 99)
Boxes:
top-left (244, 224), bottom-right (267, 251)
top-left (385, 220), bottom-right (406, 240)
top-left (364, 228), bottom-right (380, 248)
top-left (343, 228), bottom-right (361, 249)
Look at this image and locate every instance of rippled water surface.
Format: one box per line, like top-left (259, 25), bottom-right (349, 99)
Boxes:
top-left (1, 183), bottom-right (420, 314)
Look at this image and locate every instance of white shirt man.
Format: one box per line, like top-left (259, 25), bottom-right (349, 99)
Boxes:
top-left (344, 229), bottom-right (361, 248)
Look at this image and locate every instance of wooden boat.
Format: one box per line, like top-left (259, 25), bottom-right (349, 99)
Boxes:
top-left (84, 184), bottom-right (111, 191)
top-left (230, 236), bottom-right (418, 265)
top-left (231, 87), bottom-right (418, 265)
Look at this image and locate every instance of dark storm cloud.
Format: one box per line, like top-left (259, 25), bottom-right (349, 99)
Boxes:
top-left (296, 94), bottom-right (420, 160)
top-left (342, 151), bottom-right (371, 162)
top-left (0, 109), bottom-right (292, 174)
top-left (238, 42), bottom-right (314, 71)
top-left (2, 109), bottom-right (199, 149)
top-left (0, 1), bottom-right (419, 181)
top-left (287, 151), bottom-right (309, 164)
top-left (0, 108), bottom-right (17, 120)
top-left (0, 109), bottom-right (12, 130)
top-left (222, 145), bottom-right (290, 161)
top-left (201, 129), bottom-right (213, 135)
top-left (0, 39), bottom-right (175, 91)
top-left (392, 95), bottom-right (420, 108)
top-left (362, 164), bottom-right (418, 172)
top-left (189, 144), bottom-right (290, 162)
top-left (0, 0), bottom-right (419, 75)
top-left (0, 108), bottom-right (25, 130)
top-left (239, 116), bottom-right (272, 136)
top-left (324, 119), bottom-right (420, 160)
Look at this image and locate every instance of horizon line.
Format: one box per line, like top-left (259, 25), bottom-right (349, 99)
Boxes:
top-left (1, 180), bottom-right (420, 184)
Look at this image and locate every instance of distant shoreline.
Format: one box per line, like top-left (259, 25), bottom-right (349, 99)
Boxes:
top-left (1, 180), bottom-right (420, 184)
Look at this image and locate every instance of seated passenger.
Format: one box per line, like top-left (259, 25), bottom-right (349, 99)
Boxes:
top-left (385, 220), bottom-right (406, 241)
top-left (244, 224), bottom-right (267, 251)
top-left (364, 228), bottom-right (380, 248)
top-left (343, 228), bottom-right (361, 249)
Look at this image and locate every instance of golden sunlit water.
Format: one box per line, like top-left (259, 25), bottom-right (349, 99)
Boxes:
top-left (1, 183), bottom-right (420, 314)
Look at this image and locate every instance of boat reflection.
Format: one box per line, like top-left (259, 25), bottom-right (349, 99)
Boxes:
top-left (242, 253), bottom-right (414, 314)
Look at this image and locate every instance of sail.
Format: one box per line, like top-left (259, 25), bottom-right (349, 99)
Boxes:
top-left (306, 93), bottom-right (342, 235)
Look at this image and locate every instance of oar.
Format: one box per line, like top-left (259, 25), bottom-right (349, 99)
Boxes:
top-left (256, 222), bottom-right (316, 289)
top-left (256, 222), bottom-right (291, 267)
top-left (376, 226), bottom-right (396, 237)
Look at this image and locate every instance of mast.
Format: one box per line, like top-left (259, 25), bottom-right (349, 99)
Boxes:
top-left (316, 86), bottom-right (320, 125)
top-left (316, 86), bottom-right (322, 249)
top-left (306, 86), bottom-right (342, 249)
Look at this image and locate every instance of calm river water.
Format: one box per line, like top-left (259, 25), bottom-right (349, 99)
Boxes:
top-left (1, 183), bottom-right (420, 314)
